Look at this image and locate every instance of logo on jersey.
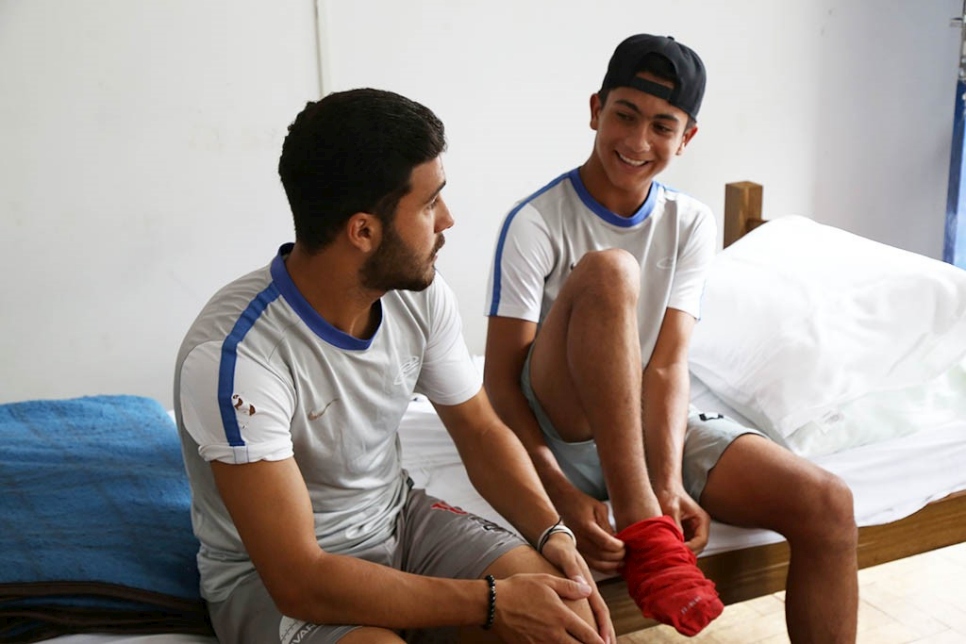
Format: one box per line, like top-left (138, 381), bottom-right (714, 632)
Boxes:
top-left (394, 356), bottom-right (421, 385)
top-left (231, 394), bottom-right (256, 416)
top-left (307, 399), bottom-right (338, 421)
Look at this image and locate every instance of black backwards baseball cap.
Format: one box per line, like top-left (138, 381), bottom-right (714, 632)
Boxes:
top-left (600, 34), bottom-right (706, 121)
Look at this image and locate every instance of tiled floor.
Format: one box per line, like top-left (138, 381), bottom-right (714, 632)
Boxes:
top-left (617, 542), bottom-right (966, 644)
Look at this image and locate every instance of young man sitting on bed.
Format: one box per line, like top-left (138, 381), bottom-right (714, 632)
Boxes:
top-left (484, 33), bottom-right (860, 642)
top-left (173, 88), bottom-right (616, 644)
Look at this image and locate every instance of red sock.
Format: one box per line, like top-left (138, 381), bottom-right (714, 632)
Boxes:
top-left (617, 515), bottom-right (724, 637)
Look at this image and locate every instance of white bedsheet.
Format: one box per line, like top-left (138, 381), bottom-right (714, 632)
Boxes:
top-left (689, 378), bottom-right (966, 552)
top-left (400, 378), bottom-right (966, 558)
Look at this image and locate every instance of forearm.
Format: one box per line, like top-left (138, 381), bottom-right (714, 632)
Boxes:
top-left (211, 459), bottom-right (495, 629)
top-left (486, 377), bottom-right (580, 504)
top-left (483, 318), bottom-right (582, 508)
top-left (641, 361), bottom-right (691, 491)
top-left (454, 405), bottom-right (565, 545)
top-left (285, 552), bottom-right (491, 628)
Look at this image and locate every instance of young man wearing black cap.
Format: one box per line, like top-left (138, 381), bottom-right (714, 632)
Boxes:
top-left (484, 34), bottom-right (859, 641)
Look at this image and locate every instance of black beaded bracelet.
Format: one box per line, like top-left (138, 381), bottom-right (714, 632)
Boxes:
top-left (482, 574), bottom-right (496, 630)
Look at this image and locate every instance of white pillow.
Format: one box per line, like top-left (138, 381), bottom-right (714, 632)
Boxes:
top-left (689, 215), bottom-right (966, 447)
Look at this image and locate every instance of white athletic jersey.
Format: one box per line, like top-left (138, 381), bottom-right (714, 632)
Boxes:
top-left (174, 243), bottom-right (481, 602)
top-left (486, 168), bottom-right (716, 366)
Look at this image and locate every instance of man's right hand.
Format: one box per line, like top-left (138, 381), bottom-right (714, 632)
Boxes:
top-left (552, 484), bottom-right (625, 573)
top-left (493, 574), bottom-right (606, 644)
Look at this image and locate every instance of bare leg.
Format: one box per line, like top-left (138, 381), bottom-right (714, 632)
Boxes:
top-left (701, 435), bottom-right (859, 644)
top-left (529, 249), bottom-right (660, 529)
top-left (529, 250), bottom-right (723, 636)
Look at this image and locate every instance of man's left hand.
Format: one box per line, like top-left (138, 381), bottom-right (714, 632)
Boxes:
top-left (655, 486), bottom-right (710, 553)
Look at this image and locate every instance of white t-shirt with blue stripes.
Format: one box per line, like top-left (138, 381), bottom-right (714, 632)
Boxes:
top-left (174, 243), bottom-right (480, 602)
top-left (486, 168), bottom-right (716, 367)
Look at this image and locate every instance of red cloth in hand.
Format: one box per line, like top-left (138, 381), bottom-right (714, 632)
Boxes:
top-left (617, 515), bottom-right (724, 637)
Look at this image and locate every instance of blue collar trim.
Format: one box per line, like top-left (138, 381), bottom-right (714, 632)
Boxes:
top-left (270, 243), bottom-right (377, 350)
top-left (568, 168), bottom-right (660, 227)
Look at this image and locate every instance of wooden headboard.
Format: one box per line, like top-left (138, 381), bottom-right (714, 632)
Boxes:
top-left (723, 181), bottom-right (767, 247)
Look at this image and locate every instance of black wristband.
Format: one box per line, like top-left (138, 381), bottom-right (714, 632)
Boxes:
top-left (482, 574), bottom-right (496, 630)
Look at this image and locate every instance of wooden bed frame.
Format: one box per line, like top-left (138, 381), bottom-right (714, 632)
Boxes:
top-left (599, 180), bottom-right (966, 636)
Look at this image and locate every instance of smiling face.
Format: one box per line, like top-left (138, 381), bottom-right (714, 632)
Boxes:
top-left (360, 157), bottom-right (453, 292)
top-left (581, 72), bottom-right (698, 217)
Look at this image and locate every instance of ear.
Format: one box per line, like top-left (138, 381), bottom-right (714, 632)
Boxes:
top-left (676, 125), bottom-right (699, 156)
top-left (345, 212), bottom-right (382, 253)
top-left (589, 93), bottom-right (602, 131)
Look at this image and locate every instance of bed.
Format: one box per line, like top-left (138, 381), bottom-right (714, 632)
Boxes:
top-left (4, 181), bottom-right (966, 641)
top-left (604, 181), bottom-right (966, 633)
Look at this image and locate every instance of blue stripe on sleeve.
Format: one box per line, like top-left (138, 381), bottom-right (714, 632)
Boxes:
top-left (488, 172), bottom-right (570, 316)
top-left (217, 284), bottom-right (281, 447)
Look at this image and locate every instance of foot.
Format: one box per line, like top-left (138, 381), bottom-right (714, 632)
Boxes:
top-left (617, 515), bottom-right (724, 636)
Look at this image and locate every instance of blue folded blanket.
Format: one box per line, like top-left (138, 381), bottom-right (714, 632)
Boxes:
top-left (0, 395), bottom-right (212, 642)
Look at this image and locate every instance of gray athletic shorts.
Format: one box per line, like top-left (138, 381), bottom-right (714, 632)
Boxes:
top-left (521, 347), bottom-right (765, 502)
top-left (208, 483), bottom-right (525, 644)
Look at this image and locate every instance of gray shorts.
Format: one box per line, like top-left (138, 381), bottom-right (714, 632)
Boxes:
top-left (208, 483), bottom-right (525, 644)
top-left (521, 347), bottom-right (765, 502)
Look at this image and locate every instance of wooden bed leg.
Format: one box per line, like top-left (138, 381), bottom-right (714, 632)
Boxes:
top-left (724, 181), bottom-right (764, 248)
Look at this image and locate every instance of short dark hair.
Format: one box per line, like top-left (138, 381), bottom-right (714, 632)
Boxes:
top-left (278, 88), bottom-right (446, 252)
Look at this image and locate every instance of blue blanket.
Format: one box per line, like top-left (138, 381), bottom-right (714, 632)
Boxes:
top-left (0, 395), bottom-right (212, 642)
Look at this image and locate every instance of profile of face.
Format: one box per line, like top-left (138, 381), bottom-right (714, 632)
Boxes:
top-left (360, 157), bottom-right (452, 292)
top-left (360, 220), bottom-right (446, 291)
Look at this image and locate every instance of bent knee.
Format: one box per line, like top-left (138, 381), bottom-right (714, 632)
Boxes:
top-left (821, 473), bottom-right (856, 533)
top-left (482, 544), bottom-right (556, 578)
top-left (792, 472), bottom-right (857, 548)
top-left (569, 249), bottom-right (640, 301)
top-left (483, 546), bottom-right (600, 634)
top-left (574, 248), bottom-right (639, 281)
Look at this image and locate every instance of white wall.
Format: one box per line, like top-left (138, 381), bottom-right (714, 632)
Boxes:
top-left (0, 0), bottom-right (319, 406)
top-left (1, 0), bottom-right (960, 407)
top-left (319, 0), bottom-right (961, 361)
